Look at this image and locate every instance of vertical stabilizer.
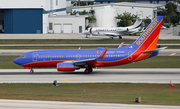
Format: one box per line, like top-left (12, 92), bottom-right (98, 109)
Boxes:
top-left (132, 16), bottom-right (163, 51)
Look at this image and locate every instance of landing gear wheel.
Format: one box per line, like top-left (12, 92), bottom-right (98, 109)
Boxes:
top-left (89, 67), bottom-right (93, 73)
top-left (109, 36), bottom-right (114, 39)
top-left (85, 69), bottom-right (89, 73)
top-left (119, 36), bottom-right (122, 39)
top-left (30, 69), bottom-right (34, 73)
top-left (84, 67), bottom-right (93, 74)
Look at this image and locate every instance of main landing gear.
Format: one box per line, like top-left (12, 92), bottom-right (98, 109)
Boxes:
top-left (84, 67), bottom-right (93, 74)
top-left (109, 36), bottom-right (114, 39)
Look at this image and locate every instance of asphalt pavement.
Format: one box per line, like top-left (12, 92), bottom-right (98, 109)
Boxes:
top-left (1, 99), bottom-right (180, 109)
top-left (0, 68), bottom-right (179, 83)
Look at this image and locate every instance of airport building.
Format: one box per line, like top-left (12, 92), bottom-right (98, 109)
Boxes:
top-left (48, 15), bottom-right (87, 34)
top-left (0, 0), bottom-right (167, 34)
top-left (72, 2), bottom-right (165, 28)
top-left (0, 0), bottom-right (69, 34)
top-left (72, 0), bottom-right (174, 4)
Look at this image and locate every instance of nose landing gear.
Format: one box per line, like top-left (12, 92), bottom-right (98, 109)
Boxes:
top-left (30, 69), bottom-right (34, 73)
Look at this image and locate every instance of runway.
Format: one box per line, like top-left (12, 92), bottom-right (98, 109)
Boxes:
top-left (0, 68), bottom-right (179, 83)
top-left (1, 68), bottom-right (179, 109)
top-left (0, 99), bottom-right (180, 109)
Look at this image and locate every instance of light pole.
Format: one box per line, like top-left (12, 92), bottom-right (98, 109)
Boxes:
top-left (78, 0), bottom-right (80, 6)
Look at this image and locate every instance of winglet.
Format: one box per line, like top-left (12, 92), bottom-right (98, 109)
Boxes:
top-left (118, 42), bottom-right (124, 48)
top-left (97, 47), bottom-right (108, 60)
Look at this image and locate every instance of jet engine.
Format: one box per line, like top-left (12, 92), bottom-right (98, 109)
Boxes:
top-left (57, 62), bottom-right (75, 71)
top-left (88, 27), bottom-right (93, 37)
top-left (88, 27), bottom-right (92, 34)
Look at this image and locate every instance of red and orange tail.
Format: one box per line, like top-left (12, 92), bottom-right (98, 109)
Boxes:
top-left (133, 16), bottom-right (163, 51)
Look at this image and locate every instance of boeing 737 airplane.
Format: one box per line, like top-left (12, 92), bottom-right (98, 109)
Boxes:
top-left (14, 16), bottom-right (165, 73)
top-left (82, 19), bottom-right (142, 39)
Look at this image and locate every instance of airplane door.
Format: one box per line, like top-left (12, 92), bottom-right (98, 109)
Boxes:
top-left (32, 52), bottom-right (38, 62)
top-left (128, 51), bottom-right (133, 61)
top-left (79, 26), bottom-right (82, 33)
top-left (76, 54), bottom-right (81, 60)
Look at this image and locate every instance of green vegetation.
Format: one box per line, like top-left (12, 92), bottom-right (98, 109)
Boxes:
top-left (0, 45), bottom-right (179, 49)
top-left (158, 2), bottom-right (180, 25)
top-left (108, 56), bottom-right (180, 68)
top-left (0, 56), bottom-right (23, 69)
top-left (116, 11), bottom-right (137, 27)
top-left (0, 39), bottom-right (179, 49)
top-left (0, 46), bottom-right (119, 49)
top-left (0, 39), bottom-right (180, 44)
top-left (1, 56), bottom-right (180, 69)
top-left (71, 9), bottom-right (96, 23)
top-left (0, 83), bottom-right (179, 105)
top-left (0, 39), bottom-right (134, 44)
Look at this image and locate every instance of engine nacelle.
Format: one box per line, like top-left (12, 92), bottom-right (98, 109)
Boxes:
top-left (57, 62), bottom-right (75, 71)
top-left (88, 27), bottom-right (92, 34)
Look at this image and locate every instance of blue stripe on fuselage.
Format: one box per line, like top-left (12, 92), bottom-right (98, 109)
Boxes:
top-left (18, 47), bottom-right (132, 66)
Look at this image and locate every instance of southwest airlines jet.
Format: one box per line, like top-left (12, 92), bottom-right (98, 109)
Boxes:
top-left (14, 16), bottom-right (165, 73)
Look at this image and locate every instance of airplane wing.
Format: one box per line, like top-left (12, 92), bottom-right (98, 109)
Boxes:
top-left (82, 30), bottom-right (90, 35)
top-left (104, 33), bottom-right (122, 36)
top-left (73, 47), bottom-right (108, 64)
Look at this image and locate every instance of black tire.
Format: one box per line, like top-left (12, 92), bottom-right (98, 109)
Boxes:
top-left (89, 67), bottom-right (93, 73)
top-left (30, 69), bottom-right (34, 73)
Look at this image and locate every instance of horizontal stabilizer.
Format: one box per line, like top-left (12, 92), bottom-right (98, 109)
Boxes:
top-left (143, 47), bottom-right (167, 53)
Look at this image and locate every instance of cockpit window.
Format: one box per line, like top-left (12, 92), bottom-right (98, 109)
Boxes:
top-left (21, 55), bottom-right (27, 58)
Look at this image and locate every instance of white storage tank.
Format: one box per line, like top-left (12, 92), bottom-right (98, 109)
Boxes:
top-left (95, 6), bottom-right (119, 27)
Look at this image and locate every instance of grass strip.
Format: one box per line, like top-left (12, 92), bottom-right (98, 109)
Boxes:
top-left (0, 56), bottom-right (180, 69)
top-left (0, 83), bottom-right (179, 105)
top-left (0, 46), bottom-right (179, 49)
top-left (0, 39), bottom-right (180, 44)
top-left (0, 39), bottom-right (134, 44)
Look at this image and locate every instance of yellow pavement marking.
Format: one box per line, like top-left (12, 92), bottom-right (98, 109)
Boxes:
top-left (58, 79), bottom-right (93, 83)
top-left (132, 106), bottom-right (156, 108)
top-left (169, 53), bottom-right (176, 56)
